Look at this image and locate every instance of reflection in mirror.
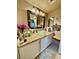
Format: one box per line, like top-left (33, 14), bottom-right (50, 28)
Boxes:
top-left (29, 14), bottom-right (37, 28)
top-left (48, 17), bottom-right (61, 31)
top-left (27, 10), bottom-right (45, 29)
top-left (48, 17), bottom-right (54, 27)
top-left (37, 16), bottom-right (45, 28)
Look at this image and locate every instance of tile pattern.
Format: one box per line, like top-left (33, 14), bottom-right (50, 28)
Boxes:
top-left (35, 39), bottom-right (60, 59)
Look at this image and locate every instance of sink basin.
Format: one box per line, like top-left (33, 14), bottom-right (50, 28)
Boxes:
top-left (37, 30), bottom-right (45, 36)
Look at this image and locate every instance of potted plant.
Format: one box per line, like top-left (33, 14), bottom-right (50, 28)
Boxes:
top-left (17, 23), bottom-right (29, 41)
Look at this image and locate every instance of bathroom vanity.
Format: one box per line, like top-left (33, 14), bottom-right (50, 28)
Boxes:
top-left (17, 31), bottom-right (53, 59)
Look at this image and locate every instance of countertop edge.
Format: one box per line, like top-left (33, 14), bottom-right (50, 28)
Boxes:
top-left (17, 33), bottom-right (52, 48)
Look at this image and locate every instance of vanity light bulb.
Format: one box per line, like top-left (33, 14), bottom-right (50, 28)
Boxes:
top-left (50, 17), bottom-right (54, 21)
top-left (32, 8), bottom-right (36, 13)
top-left (42, 13), bottom-right (45, 16)
top-left (39, 11), bottom-right (45, 16)
top-left (36, 9), bottom-right (39, 15)
top-left (34, 16), bottom-right (36, 19)
top-left (39, 11), bottom-right (42, 15)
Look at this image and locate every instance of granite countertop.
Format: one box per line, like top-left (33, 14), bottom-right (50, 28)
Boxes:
top-left (53, 31), bottom-right (61, 41)
top-left (17, 31), bottom-right (53, 48)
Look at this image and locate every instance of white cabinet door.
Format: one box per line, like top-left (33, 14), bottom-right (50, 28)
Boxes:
top-left (40, 36), bottom-right (53, 52)
top-left (19, 40), bottom-right (40, 59)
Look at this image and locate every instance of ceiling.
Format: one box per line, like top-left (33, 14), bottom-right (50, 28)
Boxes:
top-left (25, 0), bottom-right (61, 13)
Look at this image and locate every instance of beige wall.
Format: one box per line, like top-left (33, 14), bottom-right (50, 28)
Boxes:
top-left (17, 9), bottom-right (27, 24)
top-left (17, 0), bottom-right (48, 27)
top-left (17, 0), bottom-right (60, 26)
top-left (17, 0), bottom-right (33, 24)
top-left (48, 7), bottom-right (61, 25)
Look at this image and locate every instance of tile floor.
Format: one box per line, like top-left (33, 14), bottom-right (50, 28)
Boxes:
top-left (35, 39), bottom-right (60, 59)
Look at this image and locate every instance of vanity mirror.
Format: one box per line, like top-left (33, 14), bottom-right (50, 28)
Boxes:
top-left (48, 17), bottom-right (61, 31)
top-left (27, 10), bottom-right (45, 29)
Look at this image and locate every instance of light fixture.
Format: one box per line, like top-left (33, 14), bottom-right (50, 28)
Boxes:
top-left (39, 11), bottom-right (42, 15)
top-left (39, 11), bottom-right (45, 16)
top-left (32, 8), bottom-right (35, 13)
top-left (32, 6), bottom-right (45, 16)
top-left (50, 17), bottom-right (54, 21)
top-left (41, 12), bottom-right (45, 16)
top-left (35, 9), bottom-right (39, 15)
top-left (48, 0), bottom-right (56, 5)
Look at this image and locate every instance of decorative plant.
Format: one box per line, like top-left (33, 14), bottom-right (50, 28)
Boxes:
top-left (17, 23), bottom-right (29, 33)
top-left (17, 23), bottom-right (29, 41)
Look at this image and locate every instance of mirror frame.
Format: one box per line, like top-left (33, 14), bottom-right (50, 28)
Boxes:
top-left (27, 10), bottom-right (45, 29)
